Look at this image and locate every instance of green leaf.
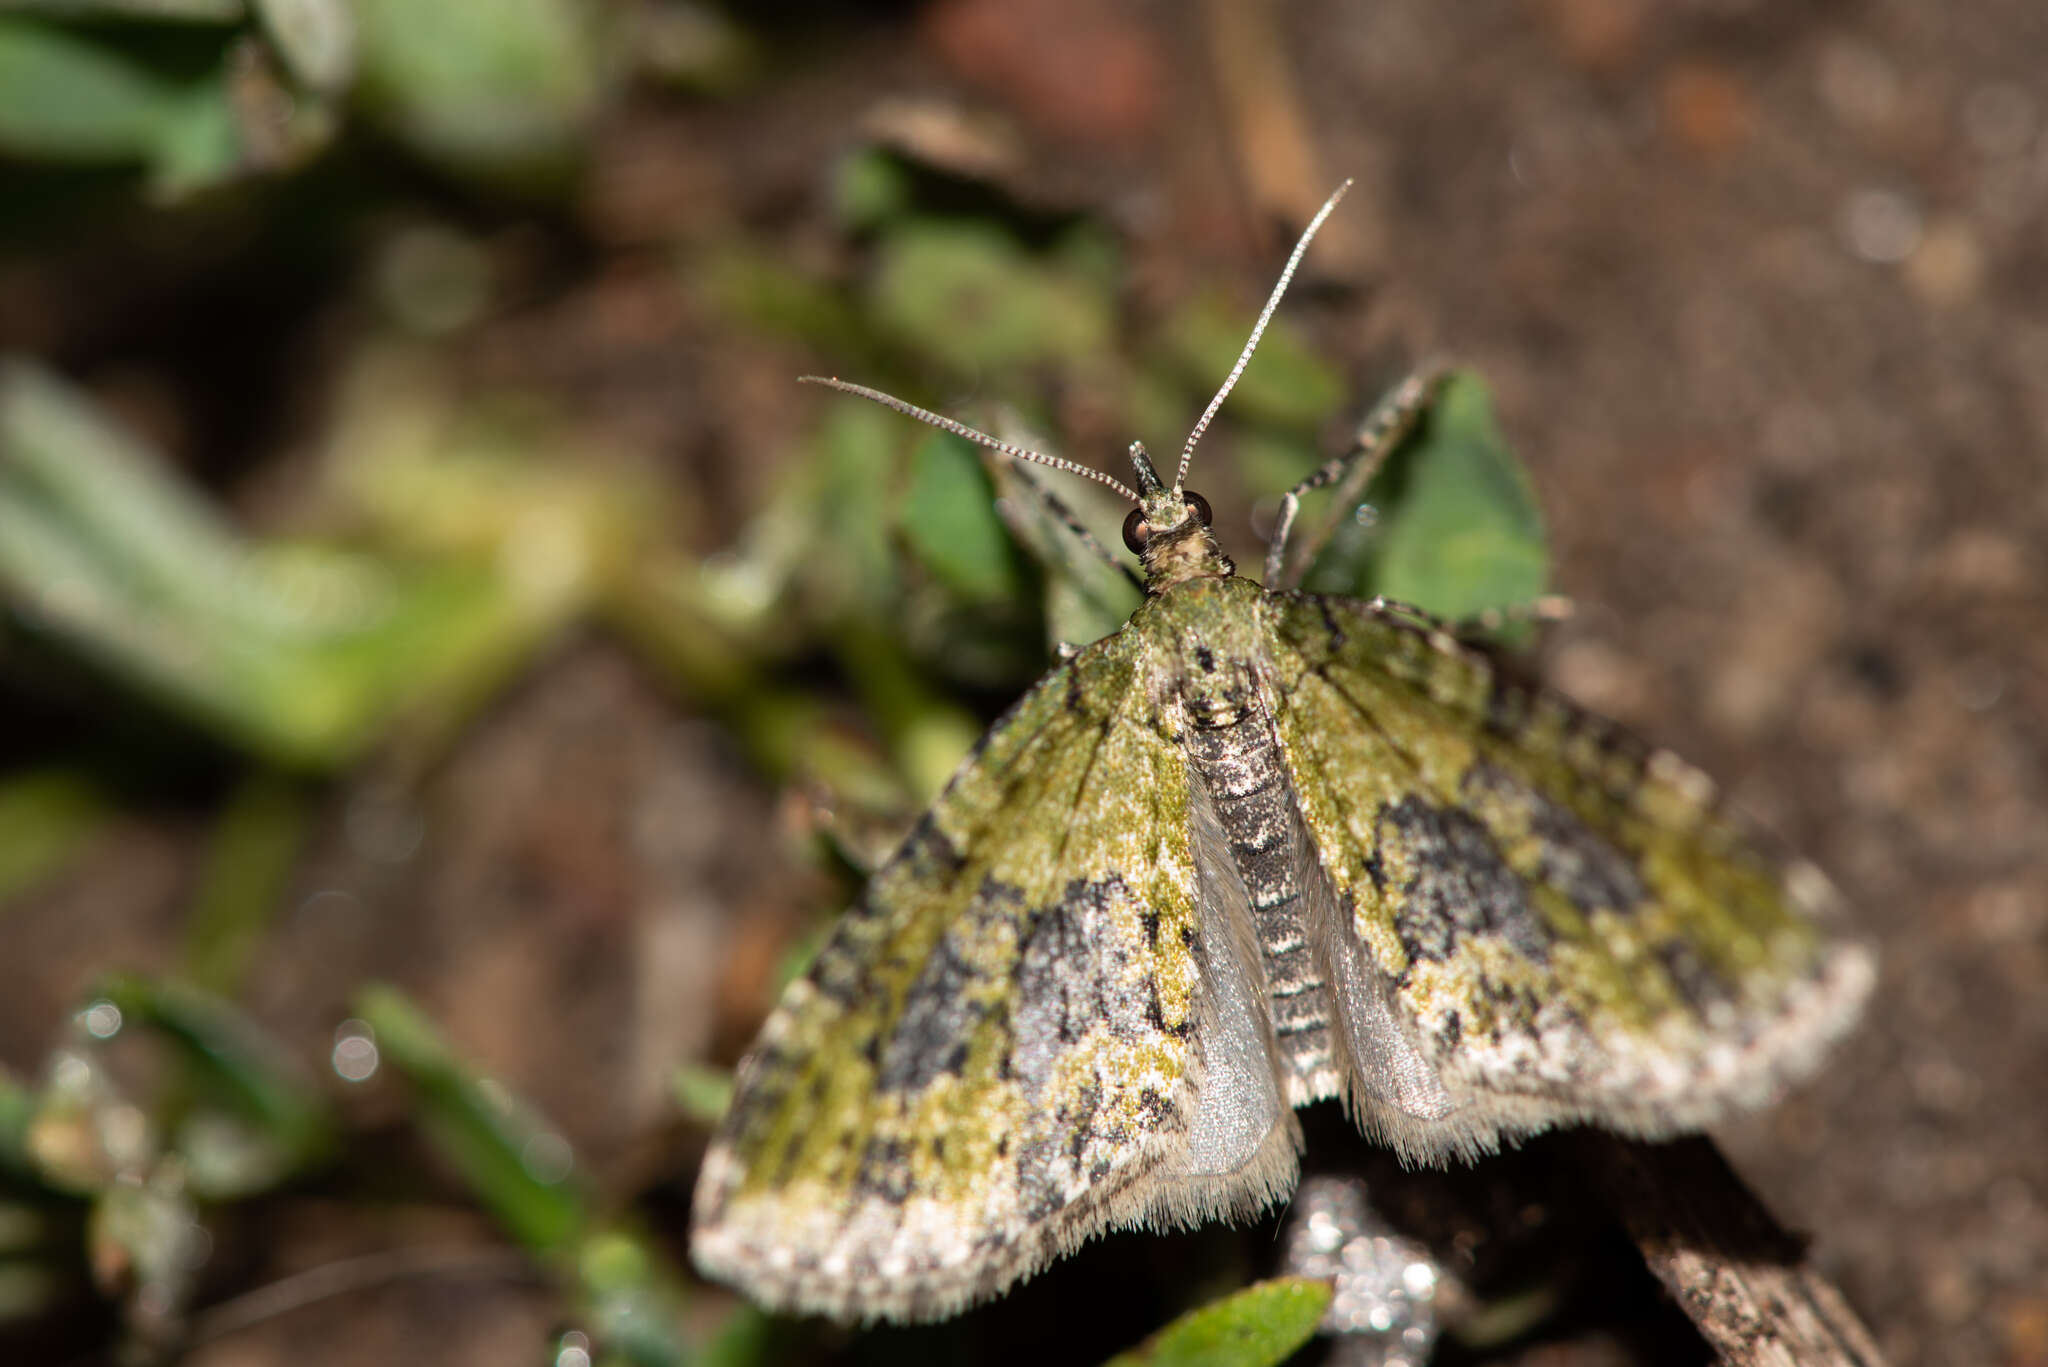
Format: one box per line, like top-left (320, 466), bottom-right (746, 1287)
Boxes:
top-left (870, 222), bottom-right (1114, 378)
top-left (0, 20), bottom-right (181, 162)
top-left (1304, 371), bottom-right (1549, 623)
top-left (831, 146), bottom-right (914, 232)
top-left (671, 1063), bottom-right (733, 1128)
top-left (253, 0), bottom-right (355, 94)
top-left (3, 1), bottom-right (244, 18)
top-left (1102, 1277), bottom-right (1332, 1367)
top-left (575, 1230), bottom-right (689, 1367)
top-left (1157, 293), bottom-right (1344, 433)
top-left (808, 399), bottom-right (908, 621)
top-left (899, 433), bottom-right (1024, 605)
top-left (180, 773), bottom-right (313, 997)
top-left (354, 985), bottom-right (586, 1254)
top-left (0, 770), bottom-right (102, 904)
top-left (695, 242), bottom-right (872, 361)
top-left (145, 70), bottom-right (244, 198)
top-left (885, 431), bottom-right (1044, 692)
top-left (350, 0), bottom-right (603, 185)
top-left (0, 21), bottom-right (250, 196)
top-left (831, 621), bottom-right (982, 803)
top-left (96, 976), bottom-right (334, 1195)
top-left (0, 358), bottom-right (241, 609)
top-left (0, 1071), bottom-right (35, 1176)
top-left (697, 1303), bottom-right (797, 1367)
top-left (0, 361), bottom-right (554, 767)
top-left (985, 450), bottom-right (1141, 652)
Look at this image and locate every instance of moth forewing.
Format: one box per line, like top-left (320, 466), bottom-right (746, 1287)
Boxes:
top-left (690, 180), bottom-right (1871, 1323)
top-left (1256, 587), bottom-right (1873, 1161)
top-left (691, 621), bottom-right (1303, 1321)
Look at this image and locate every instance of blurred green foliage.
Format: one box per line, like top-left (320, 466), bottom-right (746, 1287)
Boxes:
top-left (97, 975), bottom-right (335, 1196)
top-left (0, 769), bottom-right (102, 904)
top-left (355, 985), bottom-right (586, 1255)
top-left (350, 0), bottom-right (602, 186)
top-left (0, 19), bottom-right (245, 198)
top-left (0, 360), bottom-right (548, 768)
top-left (0, 0), bottom-right (760, 196)
top-left (180, 774), bottom-right (313, 996)
top-left (0, 39), bottom-right (1553, 1351)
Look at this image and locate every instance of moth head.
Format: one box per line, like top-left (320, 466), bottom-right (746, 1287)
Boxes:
top-left (796, 180), bottom-right (1353, 591)
top-left (1120, 441), bottom-right (1213, 554)
top-left (1118, 177), bottom-right (1352, 584)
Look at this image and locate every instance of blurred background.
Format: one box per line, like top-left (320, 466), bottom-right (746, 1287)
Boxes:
top-left (1, 1), bottom-right (2044, 1365)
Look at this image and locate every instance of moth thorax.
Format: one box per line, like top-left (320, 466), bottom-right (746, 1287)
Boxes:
top-left (1139, 519), bottom-right (1235, 592)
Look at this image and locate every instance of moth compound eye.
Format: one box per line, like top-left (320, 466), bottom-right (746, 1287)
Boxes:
top-left (1121, 507), bottom-right (1150, 552)
top-left (1184, 491), bottom-right (1213, 526)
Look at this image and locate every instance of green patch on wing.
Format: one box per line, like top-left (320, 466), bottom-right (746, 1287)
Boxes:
top-left (722, 630), bottom-right (1192, 1197)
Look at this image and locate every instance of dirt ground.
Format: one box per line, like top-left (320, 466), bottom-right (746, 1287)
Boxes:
top-left (3, 2), bottom-right (2044, 1365)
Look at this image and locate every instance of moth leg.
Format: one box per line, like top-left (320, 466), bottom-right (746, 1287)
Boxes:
top-left (1457, 593), bottom-right (1575, 635)
top-left (1376, 589), bottom-right (1576, 648)
top-left (1265, 368), bottom-right (1447, 590)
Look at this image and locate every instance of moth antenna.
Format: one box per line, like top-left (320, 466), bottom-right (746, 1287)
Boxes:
top-left (800, 377), bottom-right (1142, 504)
top-left (1174, 179), bottom-right (1354, 490)
top-left (994, 451), bottom-right (1145, 592)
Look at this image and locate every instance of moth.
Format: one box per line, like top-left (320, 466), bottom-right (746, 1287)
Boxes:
top-left (691, 182), bottom-right (1873, 1322)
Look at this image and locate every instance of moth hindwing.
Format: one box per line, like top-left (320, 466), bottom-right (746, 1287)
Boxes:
top-left (690, 183), bottom-right (1872, 1323)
